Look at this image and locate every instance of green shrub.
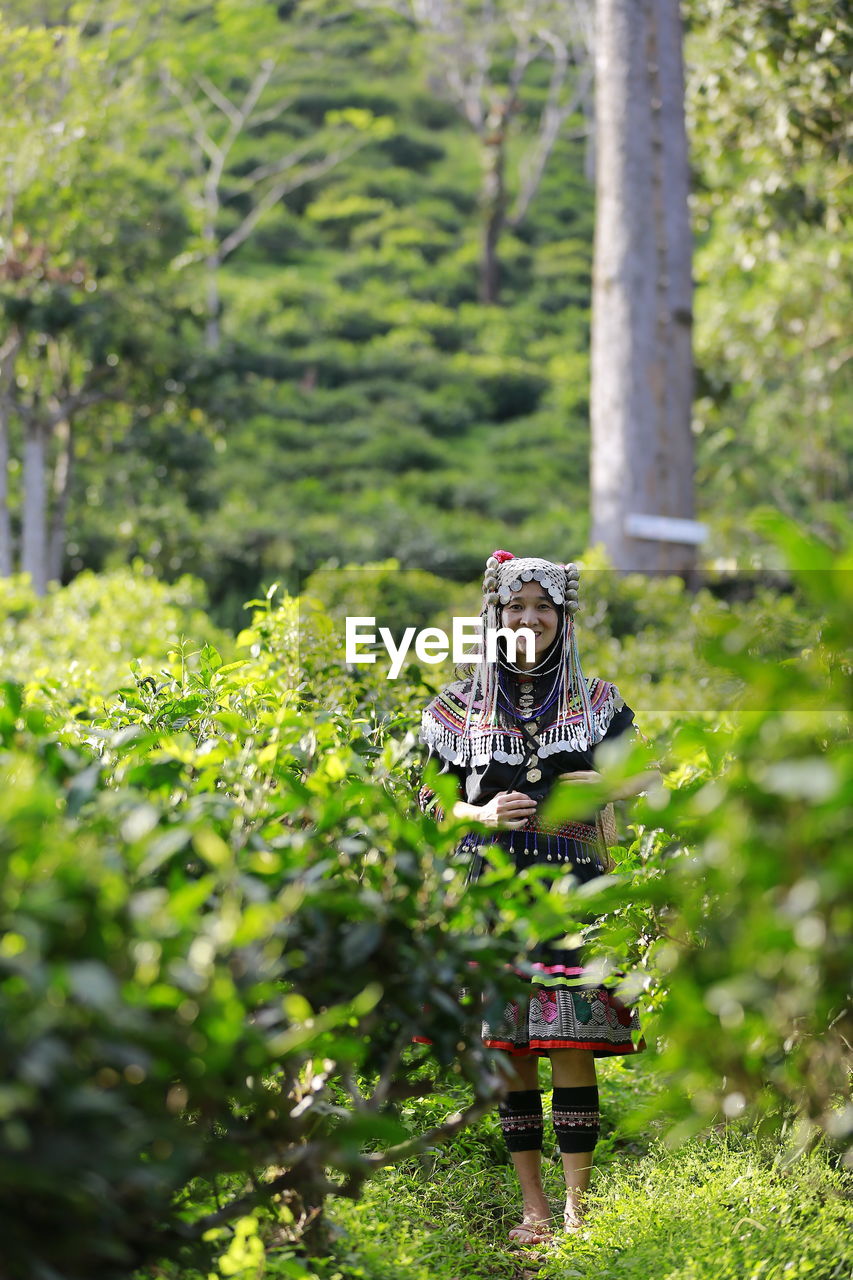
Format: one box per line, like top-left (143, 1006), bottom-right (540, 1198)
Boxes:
top-left (0, 567), bottom-right (227, 711)
top-left (0, 595), bottom-right (571, 1278)
top-left (564, 514), bottom-right (853, 1155)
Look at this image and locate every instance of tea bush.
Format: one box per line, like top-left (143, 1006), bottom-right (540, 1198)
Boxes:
top-left (553, 513), bottom-right (853, 1156)
top-left (1, 514), bottom-right (850, 1279)
top-left (0, 586), bottom-right (576, 1279)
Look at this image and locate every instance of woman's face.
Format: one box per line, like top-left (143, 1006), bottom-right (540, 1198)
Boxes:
top-left (500, 580), bottom-right (559, 667)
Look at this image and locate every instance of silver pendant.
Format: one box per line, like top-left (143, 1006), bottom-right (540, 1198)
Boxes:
top-left (526, 767), bottom-right (542, 783)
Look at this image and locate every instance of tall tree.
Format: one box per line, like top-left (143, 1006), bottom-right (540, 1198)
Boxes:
top-left (153, 2), bottom-right (392, 350)
top-left (684, 0), bottom-right (851, 551)
top-left (0, 10), bottom-right (192, 592)
top-left (589, 0), bottom-right (697, 575)
top-left (369, 0), bottom-right (593, 304)
top-left (0, 16), bottom-right (114, 593)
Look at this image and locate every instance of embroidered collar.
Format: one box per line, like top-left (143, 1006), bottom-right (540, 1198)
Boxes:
top-left (421, 675), bottom-right (625, 767)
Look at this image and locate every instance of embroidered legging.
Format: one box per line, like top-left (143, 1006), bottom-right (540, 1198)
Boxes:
top-left (498, 1089), bottom-right (544, 1152)
top-left (551, 1084), bottom-right (600, 1153)
top-left (499, 1085), bottom-right (601, 1155)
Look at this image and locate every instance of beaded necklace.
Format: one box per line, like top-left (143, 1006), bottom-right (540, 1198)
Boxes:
top-left (496, 668), bottom-right (562, 725)
top-left (499, 645), bottom-right (562, 678)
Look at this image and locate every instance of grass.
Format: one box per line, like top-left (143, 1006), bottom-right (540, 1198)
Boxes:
top-left (320, 1059), bottom-right (852, 1280)
top-left (139, 1058), bottom-right (852, 1280)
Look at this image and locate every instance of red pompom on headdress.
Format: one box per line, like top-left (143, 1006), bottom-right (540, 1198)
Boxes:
top-left (491, 549), bottom-right (515, 563)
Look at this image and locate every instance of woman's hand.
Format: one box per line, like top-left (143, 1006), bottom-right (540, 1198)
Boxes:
top-left (480, 790), bottom-right (538, 829)
top-left (557, 768), bottom-right (660, 799)
top-left (454, 791), bottom-right (537, 830)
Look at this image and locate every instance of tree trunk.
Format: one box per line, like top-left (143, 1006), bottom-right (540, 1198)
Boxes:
top-left (590, 0), bottom-right (658, 571)
top-left (480, 103), bottom-right (508, 305)
top-left (22, 419), bottom-right (49, 595)
top-left (649, 0), bottom-right (695, 569)
top-left (589, 0), bottom-right (696, 576)
top-left (0, 329), bottom-right (18, 578)
top-left (204, 174), bottom-right (221, 350)
top-left (205, 253), bottom-right (221, 351)
top-left (0, 408), bottom-right (11, 579)
top-left (48, 415), bottom-right (73, 585)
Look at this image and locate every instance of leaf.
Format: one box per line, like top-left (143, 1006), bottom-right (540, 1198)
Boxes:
top-left (200, 643), bottom-right (222, 672)
top-left (192, 828), bottom-right (232, 869)
top-left (136, 826), bottom-right (193, 878)
top-left (343, 922), bottom-right (382, 966)
top-left (65, 762), bottom-right (102, 817)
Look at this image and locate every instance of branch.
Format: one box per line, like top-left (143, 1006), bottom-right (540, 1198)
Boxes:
top-left (249, 94), bottom-right (297, 129)
top-left (231, 60), bottom-right (278, 145)
top-left (188, 1145), bottom-right (335, 1235)
top-left (183, 1056), bottom-right (502, 1238)
top-left (372, 1032), bottom-right (409, 1107)
top-left (45, 387), bottom-right (109, 430)
top-left (444, 62), bottom-right (486, 132)
top-left (14, 363), bottom-right (113, 434)
top-left (0, 327), bottom-right (21, 372)
top-left (358, 1087), bottom-right (499, 1173)
top-left (196, 57), bottom-right (278, 164)
top-left (234, 139), bottom-right (317, 189)
top-left (192, 73), bottom-right (243, 129)
top-left (509, 57), bottom-right (592, 227)
top-left (407, 0), bottom-right (492, 132)
top-left (505, 27), bottom-right (538, 112)
top-left (217, 139), bottom-right (367, 263)
top-left (160, 67), bottom-right (222, 166)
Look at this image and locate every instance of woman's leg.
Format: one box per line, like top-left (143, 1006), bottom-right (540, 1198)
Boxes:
top-left (499, 1052), bottom-right (552, 1241)
top-left (549, 1048), bottom-right (599, 1230)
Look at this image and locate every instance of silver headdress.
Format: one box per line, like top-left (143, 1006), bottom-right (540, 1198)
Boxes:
top-left (463, 549), bottom-right (595, 746)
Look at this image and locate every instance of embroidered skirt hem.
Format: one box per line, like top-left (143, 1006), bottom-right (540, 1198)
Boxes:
top-left (480, 977), bottom-right (645, 1058)
top-left (412, 822), bottom-right (646, 1057)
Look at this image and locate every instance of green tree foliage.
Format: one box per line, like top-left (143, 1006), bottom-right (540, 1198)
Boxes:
top-left (0, 565), bottom-right (225, 708)
top-left (685, 0), bottom-right (852, 554)
top-left (2, 3), bottom-right (848, 608)
top-left (0, 7), bottom-right (204, 589)
top-left (148, 0), bottom-right (394, 350)
top-left (546, 514), bottom-right (852, 1155)
top-left (0, 1), bottom-right (596, 612)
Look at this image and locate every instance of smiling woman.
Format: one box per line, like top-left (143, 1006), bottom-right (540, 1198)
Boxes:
top-left (415, 549), bottom-right (650, 1246)
top-left (501, 583), bottom-right (560, 667)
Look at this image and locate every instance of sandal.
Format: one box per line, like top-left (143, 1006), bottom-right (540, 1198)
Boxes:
top-left (563, 1203), bottom-right (586, 1233)
top-left (508, 1218), bottom-right (553, 1246)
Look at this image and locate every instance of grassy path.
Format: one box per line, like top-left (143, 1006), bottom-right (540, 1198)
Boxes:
top-left (327, 1132), bottom-right (849, 1280)
top-left (325, 1063), bottom-right (851, 1280)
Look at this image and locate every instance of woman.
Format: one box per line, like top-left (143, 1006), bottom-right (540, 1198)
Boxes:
top-left (416, 550), bottom-right (651, 1245)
